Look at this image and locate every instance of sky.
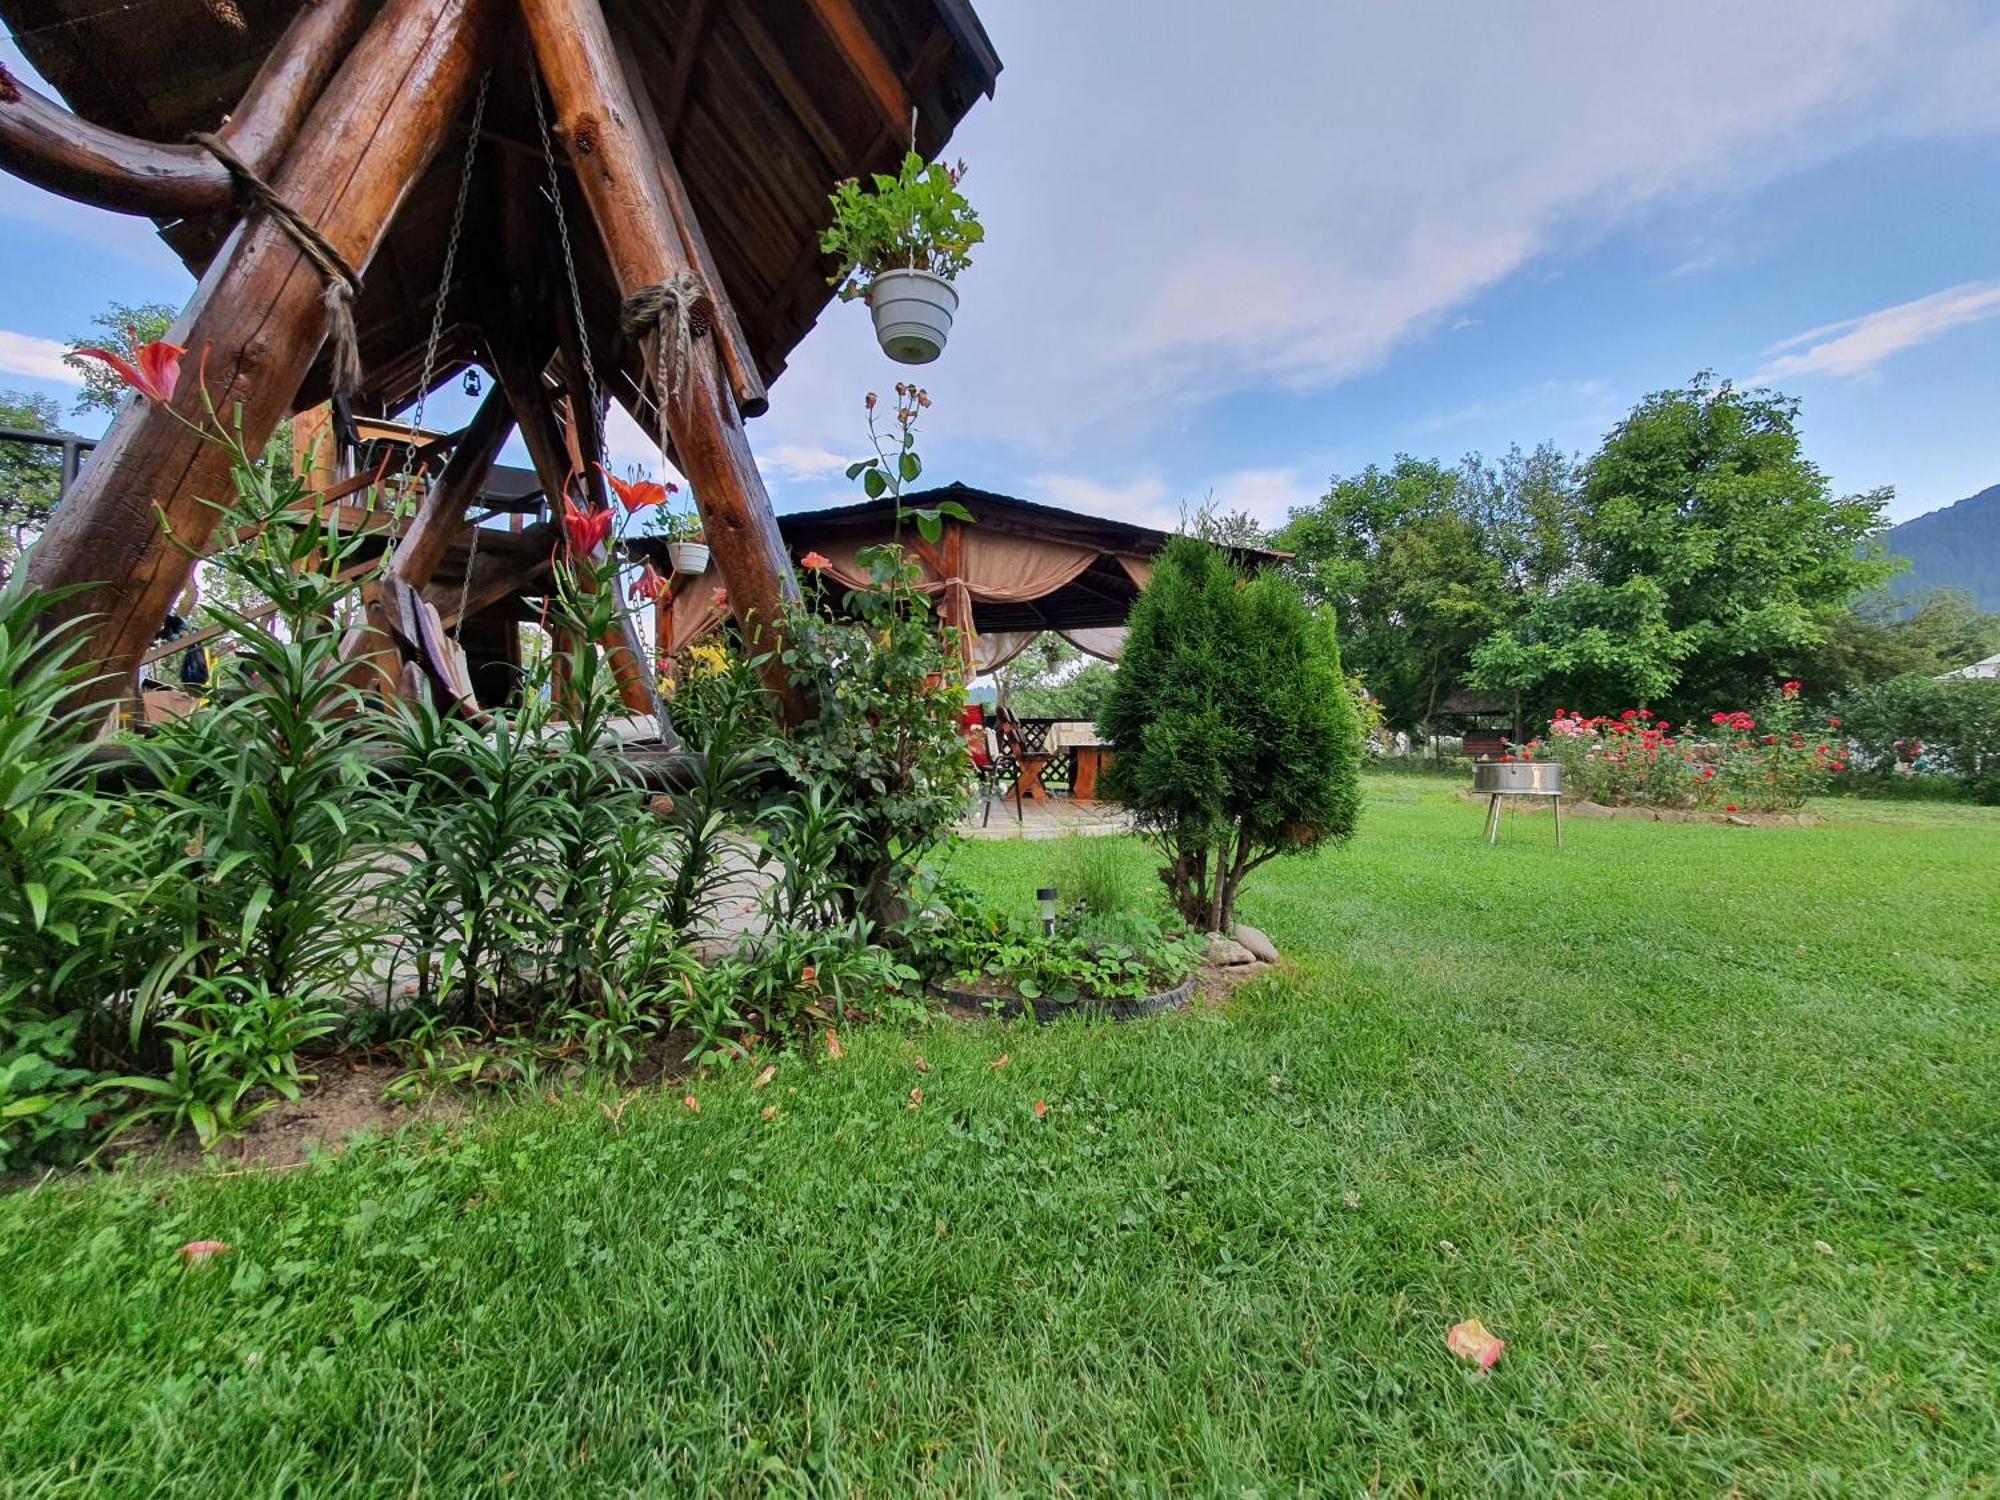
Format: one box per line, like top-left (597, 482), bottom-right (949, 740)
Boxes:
top-left (4, 0), bottom-right (1999, 531)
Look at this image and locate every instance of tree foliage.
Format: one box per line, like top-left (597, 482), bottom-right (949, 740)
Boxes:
top-left (1277, 446), bottom-right (1577, 733)
top-left (1474, 377), bottom-right (1896, 717)
top-left (1101, 538), bottom-right (1361, 930)
top-left (0, 390), bottom-right (64, 587)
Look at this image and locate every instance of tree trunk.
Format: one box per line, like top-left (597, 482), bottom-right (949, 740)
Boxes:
top-left (24, 0), bottom-right (500, 713)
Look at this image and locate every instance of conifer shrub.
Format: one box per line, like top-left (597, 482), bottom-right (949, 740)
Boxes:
top-left (1100, 537), bottom-right (1362, 930)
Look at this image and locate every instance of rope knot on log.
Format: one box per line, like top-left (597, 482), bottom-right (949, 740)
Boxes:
top-left (621, 270), bottom-right (713, 404)
top-left (190, 130), bottom-right (365, 397)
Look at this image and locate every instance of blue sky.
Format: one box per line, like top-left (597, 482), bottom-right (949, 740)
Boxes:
top-left (5, 0), bottom-right (1998, 530)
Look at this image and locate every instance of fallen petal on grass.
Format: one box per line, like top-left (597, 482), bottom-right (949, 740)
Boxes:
top-left (178, 1240), bottom-right (229, 1266)
top-left (1447, 1319), bottom-right (1505, 1370)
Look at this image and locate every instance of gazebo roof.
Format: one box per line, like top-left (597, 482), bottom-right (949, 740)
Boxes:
top-left (2, 0), bottom-right (1001, 414)
top-left (636, 480), bottom-right (1291, 657)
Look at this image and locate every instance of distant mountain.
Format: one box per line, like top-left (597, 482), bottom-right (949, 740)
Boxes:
top-left (1885, 484), bottom-right (2000, 611)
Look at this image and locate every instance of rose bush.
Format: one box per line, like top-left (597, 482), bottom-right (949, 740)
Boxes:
top-left (1515, 681), bottom-right (1846, 811)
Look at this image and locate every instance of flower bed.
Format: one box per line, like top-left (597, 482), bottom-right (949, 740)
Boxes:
top-left (1511, 682), bottom-right (1847, 813)
top-left (908, 895), bottom-right (1207, 1022)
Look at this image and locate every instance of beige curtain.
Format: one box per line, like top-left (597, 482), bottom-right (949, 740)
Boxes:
top-left (1060, 626), bottom-right (1128, 662)
top-left (1114, 554), bottom-right (1153, 591)
top-left (662, 567), bottom-right (729, 657)
top-left (969, 629), bottom-right (1042, 675)
top-left (815, 535), bottom-right (1100, 606)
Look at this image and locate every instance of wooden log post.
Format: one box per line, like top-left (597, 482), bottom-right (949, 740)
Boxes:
top-left (23, 0), bottom-right (500, 710)
top-left (516, 0), bottom-right (812, 727)
top-left (0, 0), bottom-right (372, 218)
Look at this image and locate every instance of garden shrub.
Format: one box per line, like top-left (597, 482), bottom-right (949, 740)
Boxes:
top-left (1834, 673), bottom-right (2000, 803)
top-left (1522, 681), bottom-right (1849, 811)
top-left (1101, 537), bottom-right (1362, 930)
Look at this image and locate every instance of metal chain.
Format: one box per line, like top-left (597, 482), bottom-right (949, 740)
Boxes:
top-left (401, 68), bottom-right (492, 496)
top-left (530, 66), bottom-right (607, 472)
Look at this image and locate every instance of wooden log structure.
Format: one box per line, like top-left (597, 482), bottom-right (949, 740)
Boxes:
top-left (1, 0), bottom-right (1000, 728)
top-left (516, 0), bottom-right (812, 726)
top-left (0, 0), bottom-right (372, 217)
top-left (23, 0), bottom-right (502, 708)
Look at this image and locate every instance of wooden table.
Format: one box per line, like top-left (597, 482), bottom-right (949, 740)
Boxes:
top-left (1070, 743), bottom-right (1114, 802)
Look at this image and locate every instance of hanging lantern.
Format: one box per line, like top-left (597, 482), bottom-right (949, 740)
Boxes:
top-left (462, 368), bottom-right (482, 398)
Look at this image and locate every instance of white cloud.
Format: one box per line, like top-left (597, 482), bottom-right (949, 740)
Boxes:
top-left (1026, 472), bottom-right (1174, 530)
top-left (1205, 468), bottom-right (1320, 527)
top-left (1750, 280), bottom-right (2000, 383)
top-left (759, 443), bottom-right (854, 483)
top-left (745, 0), bottom-right (2000, 470)
top-left (0, 330), bottom-right (82, 384)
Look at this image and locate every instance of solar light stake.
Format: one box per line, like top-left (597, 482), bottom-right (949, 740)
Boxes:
top-left (1037, 887), bottom-right (1060, 937)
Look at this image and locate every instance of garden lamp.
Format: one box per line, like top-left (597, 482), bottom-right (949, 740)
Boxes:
top-left (1037, 887), bottom-right (1059, 936)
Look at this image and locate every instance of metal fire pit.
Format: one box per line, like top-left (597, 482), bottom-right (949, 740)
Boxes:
top-left (1472, 760), bottom-right (1564, 845)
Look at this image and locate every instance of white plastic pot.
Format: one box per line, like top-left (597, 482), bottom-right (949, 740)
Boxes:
top-left (868, 269), bottom-right (959, 365)
top-left (667, 541), bottom-right (711, 575)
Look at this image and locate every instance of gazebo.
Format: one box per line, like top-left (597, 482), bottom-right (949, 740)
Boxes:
top-left (0, 0), bottom-right (1001, 739)
top-left (640, 480), bottom-right (1290, 676)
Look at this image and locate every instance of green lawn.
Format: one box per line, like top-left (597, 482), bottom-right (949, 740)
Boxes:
top-left (4, 776), bottom-right (1996, 1495)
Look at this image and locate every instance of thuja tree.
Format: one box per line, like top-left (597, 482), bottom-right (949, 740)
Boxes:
top-left (1101, 537), bottom-right (1362, 931)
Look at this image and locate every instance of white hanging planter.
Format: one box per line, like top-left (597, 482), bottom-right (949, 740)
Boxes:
top-left (666, 541), bottom-right (711, 575)
top-left (868, 269), bottom-right (959, 364)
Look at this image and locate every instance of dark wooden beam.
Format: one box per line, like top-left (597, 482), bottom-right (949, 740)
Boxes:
top-left (519, 0), bottom-right (809, 726)
top-left (390, 379), bottom-right (514, 588)
top-left (23, 0), bottom-right (501, 710)
top-left (801, 0), bottom-right (909, 136)
top-left (656, 0), bottom-right (714, 143)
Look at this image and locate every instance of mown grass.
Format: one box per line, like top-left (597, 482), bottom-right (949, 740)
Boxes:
top-left (3, 776), bottom-right (1996, 1495)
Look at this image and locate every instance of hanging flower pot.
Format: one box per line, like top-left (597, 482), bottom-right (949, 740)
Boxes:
top-left (667, 540), bottom-right (711, 575)
top-left (868, 269), bottom-right (959, 365)
top-left (821, 152), bottom-right (982, 366)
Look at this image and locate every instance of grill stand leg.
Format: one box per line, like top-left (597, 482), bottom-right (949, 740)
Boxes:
top-left (1552, 794), bottom-right (1563, 849)
top-left (1485, 794), bottom-right (1503, 844)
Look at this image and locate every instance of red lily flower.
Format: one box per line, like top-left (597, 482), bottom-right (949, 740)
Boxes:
top-left (800, 550), bottom-right (832, 571)
top-left (597, 464), bottom-right (676, 514)
top-left (73, 339), bottom-right (185, 403)
top-left (561, 498), bottom-right (614, 556)
top-left (631, 562), bottom-right (669, 603)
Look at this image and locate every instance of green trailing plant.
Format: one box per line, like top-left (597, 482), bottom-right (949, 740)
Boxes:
top-left (1101, 537), bottom-right (1363, 930)
top-left (820, 151), bottom-right (983, 297)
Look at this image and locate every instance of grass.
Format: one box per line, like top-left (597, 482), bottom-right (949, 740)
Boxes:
top-left (3, 776), bottom-right (1996, 1495)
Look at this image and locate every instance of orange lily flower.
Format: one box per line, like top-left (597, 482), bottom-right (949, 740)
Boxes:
top-left (73, 338), bottom-right (185, 402)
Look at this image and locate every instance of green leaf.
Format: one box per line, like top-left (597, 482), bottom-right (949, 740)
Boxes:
top-left (22, 881), bottom-right (47, 930)
top-left (241, 885), bottom-right (274, 948)
top-left (900, 452), bottom-right (922, 483)
top-left (917, 512), bottom-right (943, 545)
top-left (845, 460), bottom-right (873, 480)
top-left (934, 499), bottom-right (975, 524)
top-left (863, 467), bottom-right (889, 499)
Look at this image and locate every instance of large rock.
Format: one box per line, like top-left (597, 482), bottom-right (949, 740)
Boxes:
top-left (1206, 932), bottom-right (1257, 967)
top-left (1232, 923), bottom-right (1280, 963)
